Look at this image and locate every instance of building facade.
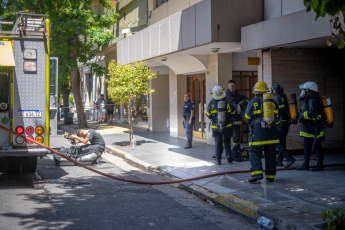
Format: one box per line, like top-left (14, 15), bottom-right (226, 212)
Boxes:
top-left (81, 0), bottom-right (344, 149)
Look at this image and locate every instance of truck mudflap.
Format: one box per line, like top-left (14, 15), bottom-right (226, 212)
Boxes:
top-left (0, 147), bottom-right (50, 156)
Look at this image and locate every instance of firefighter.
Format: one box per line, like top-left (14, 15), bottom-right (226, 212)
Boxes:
top-left (206, 85), bottom-right (236, 165)
top-left (182, 93), bottom-right (195, 149)
top-left (272, 84), bottom-right (296, 168)
top-left (226, 80), bottom-right (249, 161)
top-left (296, 82), bottom-right (324, 171)
top-left (244, 81), bottom-right (280, 183)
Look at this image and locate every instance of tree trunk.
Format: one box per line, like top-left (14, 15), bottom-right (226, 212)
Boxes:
top-left (69, 38), bottom-right (87, 128)
top-left (62, 90), bottom-right (70, 124)
top-left (128, 102), bottom-right (133, 142)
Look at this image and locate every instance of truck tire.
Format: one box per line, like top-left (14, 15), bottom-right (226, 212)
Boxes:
top-left (7, 157), bottom-right (22, 174)
top-left (21, 156), bottom-right (37, 173)
top-left (0, 157), bottom-right (8, 173)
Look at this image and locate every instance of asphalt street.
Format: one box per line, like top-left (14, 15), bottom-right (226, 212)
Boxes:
top-left (0, 131), bottom-right (260, 230)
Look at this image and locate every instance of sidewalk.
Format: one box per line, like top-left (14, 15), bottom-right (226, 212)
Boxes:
top-left (57, 120), bottom-right (345, 230)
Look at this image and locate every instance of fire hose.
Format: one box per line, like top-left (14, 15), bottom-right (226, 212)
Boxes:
top-left (1, 124), bottom-right (344, 185)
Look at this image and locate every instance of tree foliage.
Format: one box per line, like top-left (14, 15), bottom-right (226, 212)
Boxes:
top-left (1, 0), bottom-right (119, 127)
top-left (107, 61), bottom-right (157, 104)
top-left (107, 60), bottom-right (157, 141)
top-left (304, 0), bottom-right (345, 48)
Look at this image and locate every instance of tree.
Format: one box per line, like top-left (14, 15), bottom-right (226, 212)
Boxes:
top-left (107, 61), bottom-right (157, 141)
top-left (1, 0), bottom-right (118, 128)
top-left (304, 0), bottom-right (345, 48)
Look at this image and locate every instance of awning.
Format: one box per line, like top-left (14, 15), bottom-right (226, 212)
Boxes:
top-left (0, 41), bottom-right (15, 67)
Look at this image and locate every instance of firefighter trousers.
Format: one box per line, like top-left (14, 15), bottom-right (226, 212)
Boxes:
top-left (231, 125), bottom-right (241, 159)
top-left (303, 137), bottom-right (323, 166)
top-left (277, 122), bottom-right (294, 161)
top-left (212, 129), bottom-right (232, 162)
top-left (249, 144), bottom-right (277, 180)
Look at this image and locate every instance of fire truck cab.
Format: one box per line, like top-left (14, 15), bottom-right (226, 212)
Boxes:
top-left (0, 12), bottom-right (51, 174)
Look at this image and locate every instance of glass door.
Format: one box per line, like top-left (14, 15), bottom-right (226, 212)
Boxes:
top-left (187, 74), bottom-right (206, 140)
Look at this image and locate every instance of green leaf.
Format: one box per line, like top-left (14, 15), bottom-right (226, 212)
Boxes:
top-left (337, 39), bottom-right (345, 49)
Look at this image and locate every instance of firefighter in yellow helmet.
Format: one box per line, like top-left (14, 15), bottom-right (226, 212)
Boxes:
top-left (244, 81), bottom-right (280, 183)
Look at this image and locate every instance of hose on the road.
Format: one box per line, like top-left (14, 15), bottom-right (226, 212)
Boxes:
top-left (1, 125), bottom-right (344, 185)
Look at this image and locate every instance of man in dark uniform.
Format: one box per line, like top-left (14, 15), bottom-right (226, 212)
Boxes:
top-left (206, 85), bottom-right (236, 165)
top-left (226, 80), bottom-right (248, 161)
top-left (244, 81), bottom-right (280, 183)
top-left (272, 84), bottom-right (296, 168)
top-left (296, 82), bottom-right (325, 171)
top-left (182, 93), bottom-right (195, 149)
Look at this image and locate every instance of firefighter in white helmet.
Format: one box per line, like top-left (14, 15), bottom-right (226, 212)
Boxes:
top-left (244, 81), bottom-right (280, 183)
top-left (206, 85), bottom-right (236, 165)
top-left (296, 81), bottom-right (325, 171)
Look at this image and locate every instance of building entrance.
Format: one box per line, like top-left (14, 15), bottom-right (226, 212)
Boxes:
top-left (187, 74), bottom-right (206, 140)
top-left (232, 71), bottom-right (258, 143)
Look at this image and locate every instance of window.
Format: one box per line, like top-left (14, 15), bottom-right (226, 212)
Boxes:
top-left (155, 0), bottom-right (168, 8)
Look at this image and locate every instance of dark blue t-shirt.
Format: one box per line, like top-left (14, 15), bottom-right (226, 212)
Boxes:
top-left (182, 100), bottom-right (195, 117)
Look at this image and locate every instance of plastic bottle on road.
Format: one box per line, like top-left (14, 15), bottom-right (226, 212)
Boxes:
top-left (257, 216), bottom-right (274, 229)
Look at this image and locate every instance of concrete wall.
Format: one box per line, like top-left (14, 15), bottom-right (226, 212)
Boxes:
top-left (211, 0), bottom-right (263, 42)
top-left (270, 48), bottom-right (345, 149)
top-left (115, 0), bottom-right (147, 37)
top-left (232, 51), bottom-right (258, 71)
top-left (241, 10), bottom-right (332, 51)
top-left (264, 0), bottom-right (305, 20)
top-left (149, 74), bottom-right (170, 132)
top-left (169, 69), bottom-right (187, 137)
top-left (149, 0), bottom-right (203, 25)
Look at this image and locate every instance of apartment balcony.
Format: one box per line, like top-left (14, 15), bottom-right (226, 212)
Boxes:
top-left (117, 0), bottom-right (263, 67)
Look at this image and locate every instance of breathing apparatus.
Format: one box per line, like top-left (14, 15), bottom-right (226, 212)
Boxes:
top-left (288, 93), bottom-right (298, 122)
top-left (210, 85), bottom-right (227, 131)
top-left (322, 96), bottom-right (334, 128)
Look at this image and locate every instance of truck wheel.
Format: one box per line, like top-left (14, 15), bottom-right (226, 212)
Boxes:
top-left (21, 156), bottom-right (37, 173)
top-left (0, 157), bottom-right (8, 173)
top-left (8, 157), bottom-right (22, 174)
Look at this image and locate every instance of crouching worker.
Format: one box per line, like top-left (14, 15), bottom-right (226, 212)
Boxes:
top-left (68, 129), bottom-right (105, 162)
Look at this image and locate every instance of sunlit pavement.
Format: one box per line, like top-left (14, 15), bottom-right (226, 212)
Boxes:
top-left (56, 119), bottom-right (345, 230)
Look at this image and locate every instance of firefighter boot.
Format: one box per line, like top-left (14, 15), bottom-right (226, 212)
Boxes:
top-left (248, 175), bottom-right (263, 183)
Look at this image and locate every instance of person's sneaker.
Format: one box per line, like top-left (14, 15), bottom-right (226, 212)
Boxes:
top-left (217, 161), bottom-right (221, 165)
top-left (266, 178), bottom-right (275, 182)
top-left (212, 155), bottom-right (216, 159)
top-left (248, 175), bottom-right (263, 183)
top-left (227, 158), bottom-right (233, 164)
top-left (184, 143), bottom-right (192, 149)
top-left (311, 165), bottom-right (324, 171)
top-left (276, 160), bottom-right (283, 167)
top-left (284, 158), bottom-right (296, 168)
top-left (296, 165), bottom-right (309, 171)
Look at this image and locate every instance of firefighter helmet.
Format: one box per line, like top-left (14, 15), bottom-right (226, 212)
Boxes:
top-left (299, 81), bottom-right (318, 92)
top-left (211, 85), bottom-right (226, 100)
top-left (253, 81), bottom-right (269, 94)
